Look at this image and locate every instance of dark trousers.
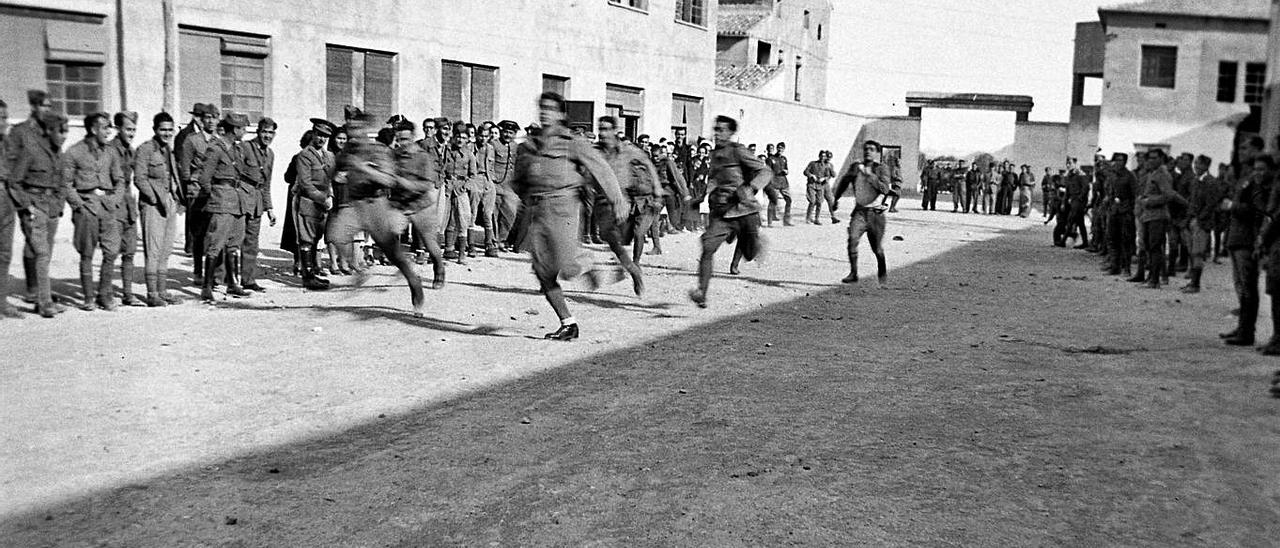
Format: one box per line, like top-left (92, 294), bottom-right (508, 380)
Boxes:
top-left (696, 213), bottom-right (761, 294)
top-left (921, 185), bottom-right (937, 210)
top-left (847, 207), bottom-right (887, 280)
top-left (242, 213), bottom-right (262, 285)
top-left (1068, 202), bottom-right (1089, 245)
top-left (204, 212), bottom-right (246, 258)
top-left (763, 186), bottom-right (791, 225)
top-left (1109, 212), bottom-right (1136, 271)
top-left (1143, 219), bottom-right (1168, 281)
top-left (19, 207), bottom-right (59, 308)
top-left (1231, 248), bottom-right (1260, 335)
top-left (0, 191), bottom-right (15, 302)
top-left (951, 185), bottom-right (965, 212)
top-left (187, 198), bottom-right (210, 275)
top-left (663, 191), bottom-right (685, 231)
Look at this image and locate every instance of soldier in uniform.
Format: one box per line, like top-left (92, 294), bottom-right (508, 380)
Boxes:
top-left (966, 163), bottom-right (982, 215)
top-left (951, 160), bottom-right (967, 213)
top-left (0, 97), bottom-right (16, 318)
top-left (292, 119), bottom-right (336, 291)
top-left (5, 90), bottom-right (57, 313)
top-left (803, 150), bottom-right (837, 224)
top-left (512, 92), bottom-right (626, 340)
top-left (1105, 153), bottom-right (1138, 277)
top-left (1259, 159), bottom-right (1280, 355)
top-left (1064, 159), bottom-right (1091, 249)
top-left (238, 118), bottom-right (277, 292)
top-left (472, 123), bottom-right (499, 257)
top-left (441, 123), bottom-right (479, 263)
top-left (764, 142), bottom-right (793, 226)
top-left (390, 119), bottom-right (446, 289)
top-left (672, 126), bottom-right (699, 231)
top-left (1168, 152), bottom-right (1196, 275)
top-left (920, 161), bottom-right (940, 211)
top-left (64, 113), bottom-right (124, 311)
top-left (106, 111), bottom-right (145, 306)
top-left (1135, 149), bottom-right (1180, 289)
top-left (645, 143), bottom-right (689, 257)
top-left (594, 115), bottom-right (658, 296)
top-left (178, 103), bottom-right (219, 284)
top-left (1182, 154), bottom-right (1223, 293)
top-left (1220, 154), bottom-right (1273, 346)
top-left (688, 115), bottom-right (771, 308)
top-left (133, 112), bottom-right (184, 306)
top-left (491, 120), bottom-right (521, 250)
top-left (833, 141), bottom-right (893, 287)
top-left (196, 113), bottom-right (253, 302)
top-left (9, 110), bottom-right (69, 317)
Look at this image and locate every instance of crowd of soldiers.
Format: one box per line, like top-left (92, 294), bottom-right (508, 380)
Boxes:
top-left (1040, 141), bottom-right (1280, 365)
top-left (918, 160), bottom-right (1040, 217)
top-left (3, 88), bottom-right (894, 340)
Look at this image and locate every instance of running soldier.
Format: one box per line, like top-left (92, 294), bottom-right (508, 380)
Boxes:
top-left (390, 119), bottom-right (446, 289)
top-left (833, 141), bottom-right (892, 287)
top-left (595, 115), bottom-right (657, 296)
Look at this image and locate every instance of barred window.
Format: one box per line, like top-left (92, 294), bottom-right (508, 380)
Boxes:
top-left (1245, 62), bottom-right (1266, 105)
top-left (46, 63), bottom-right (102, 117)
top-left (1139, 45), bottom-right (1177, 89)
top-left (1217, 61), bottom-right (1238, 103)
top-left (676, 0), bottom-right (706, 26)
top-left (221, 54), bottom-right (265, 121)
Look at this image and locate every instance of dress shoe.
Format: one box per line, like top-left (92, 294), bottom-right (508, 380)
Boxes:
top-left (78, 300), bottom-right (96, 312)
top-left (1224, 334), bottom-right (1255, 346)
top-left (96, 298), bottom-right (118, 311)
top-left (145, 295), bottom-right (168, 307)
top-left (544, 323), bottom-right (579, 341)
top-left (122, 295), bottom-right (147, 307)
top-left (485, 247), bottom-right (500, 258)
top-left (688, 288), bottom-right (707, 308)
top-left (1220, 328), bottom-right (1239, 339)
top-left (443, 250), bottom-right (459, 260)
top-left (1259, 341), bottom-right (1280, 356)
top-left (1125, 274), bottom-right (1146, 283)
top-left (831, 218), bottom-right (841, 224)
top-left (841, 274), bottom-right (858, 284)
top-left (37, 305), bottom-right (58, 318)
top-left (162, 293), bottom-right (182, 305)
top-left (242, 282), bottom-right (267, 292)
top-left (1179, 284), bottom-right (1200, 294)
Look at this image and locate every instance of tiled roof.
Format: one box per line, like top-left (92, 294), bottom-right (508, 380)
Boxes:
top-left (715, 64), bottom-right (784, 92)
top-left (718, 6), bottom-right (768, 36)
top-left (1100, 0), bottom-right (1270, 20)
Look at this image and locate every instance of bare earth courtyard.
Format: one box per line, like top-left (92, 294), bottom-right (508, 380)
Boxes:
top-left (2, 205), bottom-right (1278, 546)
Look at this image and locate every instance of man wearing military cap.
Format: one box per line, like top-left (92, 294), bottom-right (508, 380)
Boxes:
top-left (238, 117), bottom-right (277, 292)
top-left (107, 110), bottom-right (146, 306)
top-left (9, 111), bottom-right (69, 317)
top-left (492, 120), bottom-right (522, 249)
top-left (197, 112), bottom-right (253, 302)
top-left (179, 102), bottom-right (219, 284)
top-left (3, 90), bottom-right (56, 316)
top-left (290, 118), bottom-right (337, 291)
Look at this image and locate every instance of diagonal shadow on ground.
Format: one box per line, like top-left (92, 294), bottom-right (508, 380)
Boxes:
top-left (4, 226), bottom-right (1279, 546)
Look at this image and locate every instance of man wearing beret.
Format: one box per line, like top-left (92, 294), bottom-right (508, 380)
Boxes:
top-left (64, 112), bottom-right (124, 311)
top-left (133, 112), bottom-right (183, 306)
top-left (180, 103), bottom-right (219, 285)
top-left (197, 112), bottom-right (253, 302)
top-left (238, 117), bottom-right (278, 292)
top-left (10, 110), bottom-right (69, 317)
top-left (106, 111), bottom-right (146, 306)
top-left (291, 118), bottom-right (336, 291)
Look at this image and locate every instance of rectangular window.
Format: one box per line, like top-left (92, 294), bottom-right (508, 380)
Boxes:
top-left (1139, 45), bottom-right (1177, 89)
top-left (441, 60), bottom-right (498, 123)
top-left (326, 45), bottom-right (397, 123)
top-left (676, 0), bottom-right (706, 26)
top-left (1245, 62), bottom-right (1266, 105)
top-left (606, 83), bottom-right (644, 138)
top-left (46, 62), bottom-right (101, 117)
top-left (180, 27), bottom-right (271, 122)
top-left (608, 0), bottom-right (648, 10)
top-left (794, 61), bottom-right (802, 102)
top-left (542, 74), bottom-right (569, 97)
top-left (671, 94), bottom-right (703, 138)
top-left (756, 41), bottom-right (772, 65)
top-left (1217, 61), bottom-right (1238, 103)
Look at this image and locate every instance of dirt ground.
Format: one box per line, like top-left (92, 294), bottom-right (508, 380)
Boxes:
top-left (3, 201), bottom-right (1279, 547)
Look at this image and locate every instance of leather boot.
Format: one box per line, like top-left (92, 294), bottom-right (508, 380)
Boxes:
top-left (121, 258), bottom-right (144, 306)
top-left (432, 260), bottom-right (446, 290)
top-left (1180, 268), bottom-right (1202, 293)
top-left (192, 246), bottom-right (204, 286)
top-left (455, 237), bottom-right (469, 264)
top-left (160, 274), bottom-right (181, 304)
top-left (301, 246), bottom-right (330, 291)
top-left (782, 203), bottom-right (793, 226)
top-left (1126, 257), bottom-right (1147, 283)
top-left (144, 272), bottom-right (166, 307)
top-left (309, 247), bottom-right (330, 286)
top-left (78, 264), bottom-right (96, 311)
top-left (225, 250), bottom-right (250, 297)
top-left (200, 256), bottom-right (218, 302)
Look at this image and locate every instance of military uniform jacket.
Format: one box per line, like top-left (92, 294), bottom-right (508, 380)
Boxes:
top-left (489, 139), bottom-right (519, 190)
top-left (178, 129), bottom-right (213, 203)
top-left (767, 154), bottom-right (789, 190)
top-left (239, 139), bottom-right (274, 216)
top-left (1188, 172), bottom-right (1226, 230)
top-left (834, 161), bottom-right (892, 210)
top-left (804, 160), bottom-right (835, 186)
top-left (1226, 171), bottom-right (1270, 250)
top-left (291, 146), bottom-right (334, 219)
top-left (1109, 169), bottom-right (1137, 215)
top-left (1138, 166), bottom-right (1178, 223)
top-left (199, 136), bottom-right (253, 215)
top-left (441, 146), bottom-right (479, 193)
top-left (391, 142), bottom-right (441, 213)
top-left (654, 155), bottom-right (689, 199)
top-left (133, 137), bottom-right (182, 217)
top-left (1170, 168), bottom-right (1195, 224)
top-left (64, 138), bottom-right (124, 219)
top-left (6, 122), bottom-right (66, 216)
top-left (338, 141), bottom-right (396, 201)
top-left (598, 141), bottom-right (661, 212)
top-left (923, 167), bottom-right (941, 190)
top-left (705, 142), bottom-right (771, 219)
top-left (512, 123), bottom-right (623, 208)
top-left (106, 136), bottom-right (138, 224)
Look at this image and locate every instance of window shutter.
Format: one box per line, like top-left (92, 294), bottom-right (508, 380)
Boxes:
top-left (606, 84), bottom-right (643, 116)
top-left (672, 94), bottom-right (703, 136)
top-left (470, 66), bottom-right (496, 123)
top-left (364, 52), bottom-right (395, 122)
top-left (179, 30), bottom-right (222, 115)
top-left (441, 61), bottom-right (465, 122)
top-left (45, 20), bottom-right (107, 63)
top-left (326, 46), bottom-right (352, 122)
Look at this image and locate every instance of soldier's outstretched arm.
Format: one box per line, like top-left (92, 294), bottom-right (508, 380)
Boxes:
top-left (572, 140), bottom-right (625, 221)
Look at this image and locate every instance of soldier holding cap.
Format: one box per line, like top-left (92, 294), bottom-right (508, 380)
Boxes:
top-left (64, 112), bottom-right (124, 311)
top-left (9, 110), bottom-right (69, 317)
top-left (179, 103), bottom-right (219, 284)
top-left (107, 110), bottom-right (146, 306)
top-left (238, 117), bottom-right (278, 292)
top-left (197, 112), bottom-right (253, 302)
top-left (133, 112), bottom-right (184, 306)
top-left (291, 118), bottom-right (336, 290)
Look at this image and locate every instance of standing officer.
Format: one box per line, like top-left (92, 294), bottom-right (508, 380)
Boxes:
top-left (491, 120), bottom-right (521, 250)
top-left (1136, 149), bottom-right (1179, 289)
top-left (292, 118), bottom-right (336, 291)
top-left (688, 115), bottom-right (771, 308)
top-left (441, 123), bottom-right (479, 263)
top-left (833, 141), bottom-right (893, 287)
top-left (238, 118), bottom-right (278, 292)
top-left (803, 150), bottom-right (837, 224)
top-left (1106, 153), bottom-right (1138, 277)
top-left (1168, 152), bottom-right (1196, 275)
top-left (10, 111), bottom-right (69, 317)
top-left (513, 92), bottom-right (626, 339)
top-left (178, 103), bottom-right (219, 284)
top-left (106, 111), bottom-right (144, 306)
top-left (672, 126), bottom-right (698, 231)
top-left (951, 160), bottom-right (967, 213)
top-left (5, 90), bottom-right (57, 312)
top-left (1182, 154), bottom-right (1222, 293)
top-left (1064, 159), bottom-right (1091, 249)
top-left (197, 112), bottom-right (252, 302)
top-left (966, 162), bottom-right (982, 214)
top-left (473, 123), bottom-right (499, 257)
top-left (1220, 154), bottom-right (1273, 346)
top-left (133, 112), bottom-right (183, 306)
top-left (64, 113), bottom-right (123, 311)
top-left (920, 160), bottom-right (940, 211)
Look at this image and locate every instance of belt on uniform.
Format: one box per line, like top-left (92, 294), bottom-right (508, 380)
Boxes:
top-left (212, 178), bottom-right (237, 185)
top-left (525, 189), bottom-right (576, 204)
top-left (78, 188), bottom-right (116, 196)
top-left (19, 184), bottom-right (58, 195)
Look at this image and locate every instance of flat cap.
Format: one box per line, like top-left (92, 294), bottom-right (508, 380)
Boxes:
top-left (221, 112), bottom-right (249, 128)
top-left (203, 104), bottom-right (221, 117)
top-left (27, 89), bottom-right (49, 106)
top-left (309, 117), bottom-right (336, 137)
